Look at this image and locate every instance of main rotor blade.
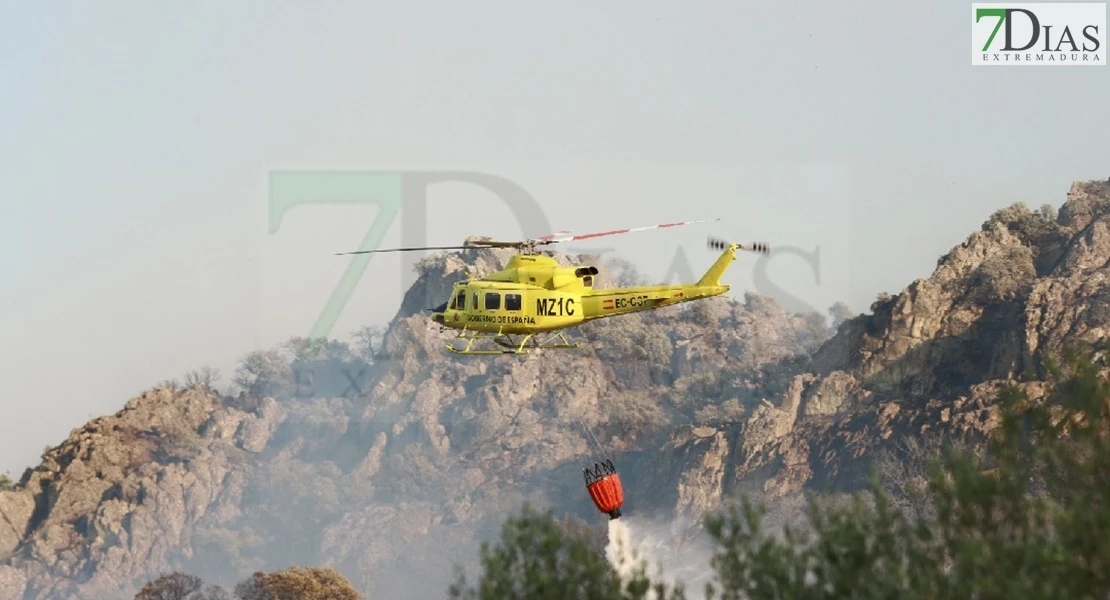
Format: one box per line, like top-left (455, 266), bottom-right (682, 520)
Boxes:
top-left (335, 245), bottom-right (478, 255)
top-left (463, 240), bottom-right (528, 248)
top-left (537, 218), bottom-right (720, 245)
top-left (334, 219), bottom-right (718, 255)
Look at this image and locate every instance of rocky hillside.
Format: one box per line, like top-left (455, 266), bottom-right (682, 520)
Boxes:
top-left (652, 180), bottom-right (1110, 518)
top-left (2, 179), bottom-right (1109, 600)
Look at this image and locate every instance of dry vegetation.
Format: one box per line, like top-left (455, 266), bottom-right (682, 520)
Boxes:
top-left (135, 567), bottom-right (362, 600)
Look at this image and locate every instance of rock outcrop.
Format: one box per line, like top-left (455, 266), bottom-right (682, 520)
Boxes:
top-left (646, 180), bottom-right (1110, 509)
top-left (2, 179), bottom-right (1109, 600)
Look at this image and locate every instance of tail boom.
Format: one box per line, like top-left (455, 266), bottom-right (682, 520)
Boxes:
top-left (577, 241), bottom-right (768, 319)
top-left (580, 283), bottom-right (729, 320)
top-left (581, 241), bottom-right (759, 320)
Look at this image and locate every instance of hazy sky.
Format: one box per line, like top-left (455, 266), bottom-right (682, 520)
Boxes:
top-left (2, 1), bottom-right (1107, 477)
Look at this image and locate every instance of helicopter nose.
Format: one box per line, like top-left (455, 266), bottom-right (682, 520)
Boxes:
top-left (432, 313), bottom-right (445, 324)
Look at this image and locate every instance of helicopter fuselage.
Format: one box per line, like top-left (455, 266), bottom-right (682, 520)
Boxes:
top-left (430, 247), bottom-right (737, 335)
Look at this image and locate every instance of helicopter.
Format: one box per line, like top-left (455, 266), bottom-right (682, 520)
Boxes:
top-left (336, 219), bottom-right (769, 355)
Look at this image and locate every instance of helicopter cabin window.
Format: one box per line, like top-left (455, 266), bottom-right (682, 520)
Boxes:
top-left (472, 293), bottom-right (478, 310)
top-left (583, 276), bottom-right (593, 287)
top-left (485, 293), bottom-right (500, 310)
top-left (505, 294), bottom-right (522, 311)
top-left (454, 291), bottom-right (465, 310)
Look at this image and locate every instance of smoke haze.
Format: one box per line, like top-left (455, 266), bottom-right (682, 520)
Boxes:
top-left (607, 517), bottom-right (716, 599)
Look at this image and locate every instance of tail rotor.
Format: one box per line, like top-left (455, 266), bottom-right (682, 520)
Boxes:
top-left (707, 236), bottom-right (770, 255)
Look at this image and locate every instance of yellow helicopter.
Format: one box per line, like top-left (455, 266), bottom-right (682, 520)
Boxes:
top-left (337, 219), bottom-right (769, 355)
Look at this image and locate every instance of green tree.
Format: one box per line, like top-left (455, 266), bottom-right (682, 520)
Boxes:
top-left (448, 503), bottom-right (685, 599)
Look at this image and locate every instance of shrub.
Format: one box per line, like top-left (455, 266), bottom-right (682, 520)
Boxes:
top-left (967, 243), bottom-right (1036, 304)
top-left (184, 366), bottom-right (221, 389)
top-left (136, 568), bottom-right (362, 600)
top-left (233, 350), bottom-right (292, 398)
top-left (134, 572), bottom-right (227, 599)
top-left (234, 567), bottom-right (362, 600)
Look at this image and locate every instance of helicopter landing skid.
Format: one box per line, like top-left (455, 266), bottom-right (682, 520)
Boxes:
top-left (446, 329), bottom-right (580, 355)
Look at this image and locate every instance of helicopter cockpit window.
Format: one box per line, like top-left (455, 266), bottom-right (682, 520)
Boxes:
top-left (455, 291), bottom-right (466, 310)
top-left (505, 294), bottom-right (522, 311)
top-left (485, 293), bottom-right (500, 310)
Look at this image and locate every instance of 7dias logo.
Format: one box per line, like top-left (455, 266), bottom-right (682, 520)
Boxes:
top-left (972, 3), bottom-right (1105, 65)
